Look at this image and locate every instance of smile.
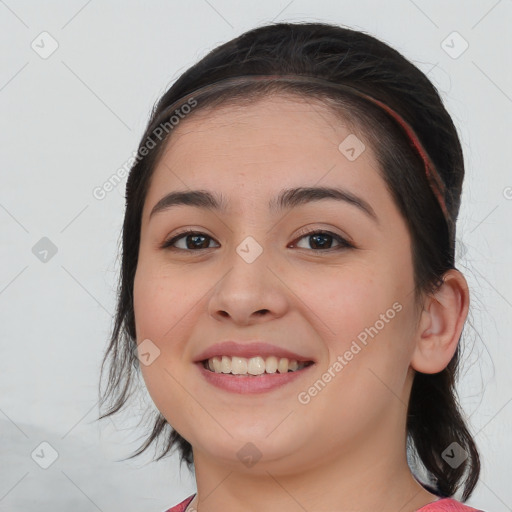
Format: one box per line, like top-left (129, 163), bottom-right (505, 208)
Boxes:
top-left (197, 357), bottom-right (315, 394)
top-left (202, 355), bottom-right (314, 375)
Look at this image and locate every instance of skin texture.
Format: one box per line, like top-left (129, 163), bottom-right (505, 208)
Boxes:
top-left (133, 95), bottom-right (470, 512)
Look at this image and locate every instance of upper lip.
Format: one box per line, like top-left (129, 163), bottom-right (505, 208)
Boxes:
top-left (194, 341), bottom-right (316, 363)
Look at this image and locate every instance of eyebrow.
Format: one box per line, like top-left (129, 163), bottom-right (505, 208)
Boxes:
top-left (149, 186), bottom-right (378, 223)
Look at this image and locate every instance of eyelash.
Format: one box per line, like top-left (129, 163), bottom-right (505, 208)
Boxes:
top-left (160, 228), bottom-right (354, 253)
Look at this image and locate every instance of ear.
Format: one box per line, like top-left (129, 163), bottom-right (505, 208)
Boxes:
top-left (411, 269), bottom-right (470, 374)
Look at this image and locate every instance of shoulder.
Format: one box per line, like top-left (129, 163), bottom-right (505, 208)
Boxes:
top-left (163, 493), bottom-right (196, 512)
top-left (417, 497), bottom-right (487, 512)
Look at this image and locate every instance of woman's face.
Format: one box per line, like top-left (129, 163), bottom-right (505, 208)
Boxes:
top-left (133, 95), bottom-right (422, 473)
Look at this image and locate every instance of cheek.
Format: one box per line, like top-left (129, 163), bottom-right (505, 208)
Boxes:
top-left (133, 275), bottom-right (170, 341)
top-left (294, 263), bottom-right (391, 349)
top-left (299, 285), bottom-right (412, 442)
top-left (299, 261), bottom-right (413, 387)
top-left (133, 261), bottom-right (194, 343)
top-left (133, 266), bottom-right (184, 374)
top-left (133, 266), bottom-right (195, 432)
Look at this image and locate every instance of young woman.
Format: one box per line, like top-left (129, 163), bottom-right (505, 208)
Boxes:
top-left (99, 22), bottom-right (485, 512)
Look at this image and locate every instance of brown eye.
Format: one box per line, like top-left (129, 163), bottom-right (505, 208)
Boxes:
top-left (161, 230), bottom-right (219, 250)
top-left (161, 229), bottom-right (353, 252)
top-left (291, 230), bottom-right (353, 251)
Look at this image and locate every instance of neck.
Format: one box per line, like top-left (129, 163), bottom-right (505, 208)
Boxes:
top-left (189, 421), bottom-right (438, 512)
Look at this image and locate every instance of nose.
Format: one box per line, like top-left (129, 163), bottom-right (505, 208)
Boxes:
top-left (207, 244), bottom-right (289, 326)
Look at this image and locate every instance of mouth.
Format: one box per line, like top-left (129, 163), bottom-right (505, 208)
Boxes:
top-left (200, 355), bottom-right (315, 376)
top-left (193, 341), bottom-right (317, 393)
top-left (196, 356), bottom-right (316, 394)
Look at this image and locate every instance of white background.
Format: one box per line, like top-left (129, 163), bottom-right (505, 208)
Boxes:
top-left (0, 1), bottom-right (510, 511)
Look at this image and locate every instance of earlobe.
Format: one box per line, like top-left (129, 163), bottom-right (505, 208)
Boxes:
top-left (411, 269), bottom-right (470, 375)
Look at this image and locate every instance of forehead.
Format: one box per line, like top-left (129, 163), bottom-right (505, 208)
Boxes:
top-left (143, 94), bottom-right (387, 218)
top-left (166, 93), bottom-right (362, 154)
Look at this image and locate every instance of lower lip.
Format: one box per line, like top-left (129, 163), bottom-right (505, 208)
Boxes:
top-left (196, 362), bottom-right (315, 394)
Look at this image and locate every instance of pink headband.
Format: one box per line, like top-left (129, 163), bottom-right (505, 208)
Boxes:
top-left (154, 74), bottom-right (451, 230)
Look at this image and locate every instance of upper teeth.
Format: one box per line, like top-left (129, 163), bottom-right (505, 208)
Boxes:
top-left (205, 356), bottom-right (309, 375)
